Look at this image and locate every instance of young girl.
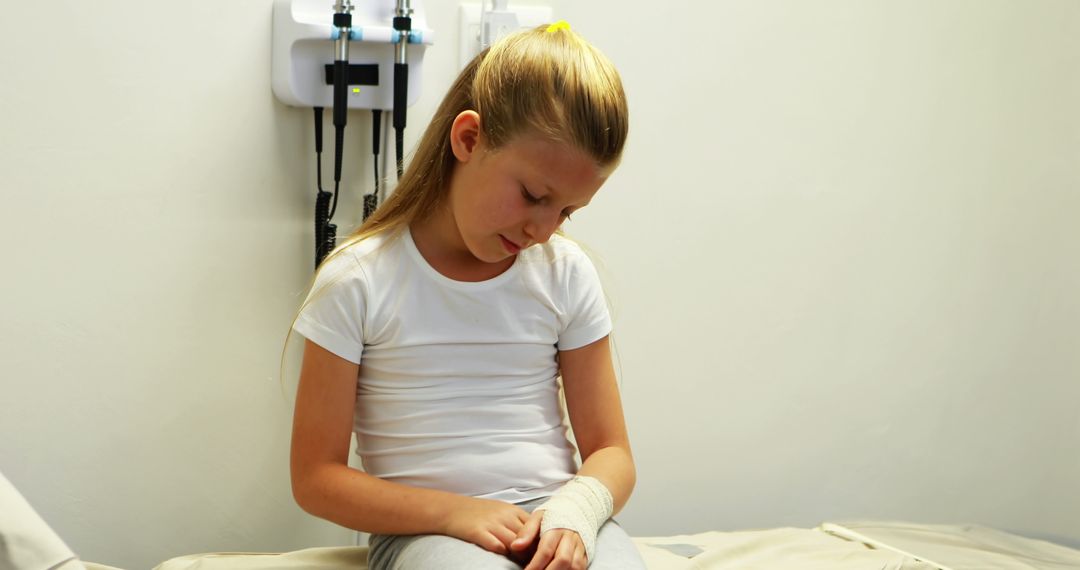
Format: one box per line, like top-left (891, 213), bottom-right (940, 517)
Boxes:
top-left (289, 22), bottom-right (644, 570)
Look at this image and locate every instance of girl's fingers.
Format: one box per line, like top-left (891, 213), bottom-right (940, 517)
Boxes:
top-left (572, 541), bottom-right (586, 570)
top-left (512, 510), bottom-right (543, 551)
top-left (480, 531), bottom-right (508, 555)
top-left (492, 525), bottom-right (519, 551)
top-left (547, 532), bottom-right (578, 570)
top-left (523, 530), bottom-right (560, 570)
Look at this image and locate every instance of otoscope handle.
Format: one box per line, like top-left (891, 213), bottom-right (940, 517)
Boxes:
top-left (372, 109), bottom-right (382, 155)
top-left (393, 63), bottom-right (408, 130)
top-left (333, 60), bottom-right (349, 128)
top-left (333, 11), bottom-right (351, 129)
top-left (392, 6), bottom-right (410, 131)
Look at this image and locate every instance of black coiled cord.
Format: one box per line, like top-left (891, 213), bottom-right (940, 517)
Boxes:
top-left (314, 107), bottom-right (336, 268)
top-left (364, 109), bottom-right (382, 220)
top-left (315, 190), bottom-right (335, 268)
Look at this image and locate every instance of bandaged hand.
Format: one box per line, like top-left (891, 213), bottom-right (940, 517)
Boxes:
top-left (510, 476), bottom-right (614, 567)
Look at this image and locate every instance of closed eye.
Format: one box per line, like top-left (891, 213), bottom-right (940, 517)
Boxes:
top-left (521, 186), bottom-right (542, 204)
top-left (523, 185), bottom-right (574, 221)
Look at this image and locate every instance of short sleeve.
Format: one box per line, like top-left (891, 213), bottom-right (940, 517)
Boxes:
top-left (557, 251), bottom-right (612, 351)
top-left (292, 250), bottom-right (367, 364)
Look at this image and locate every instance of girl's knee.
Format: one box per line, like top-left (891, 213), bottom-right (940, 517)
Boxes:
top-left (588, 521), bottom-right (648, 570)
top-left (368, 534), bottom-right (521, 570)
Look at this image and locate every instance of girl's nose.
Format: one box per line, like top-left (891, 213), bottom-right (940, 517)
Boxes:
top-left (523, 209), bottom-right (562, 245)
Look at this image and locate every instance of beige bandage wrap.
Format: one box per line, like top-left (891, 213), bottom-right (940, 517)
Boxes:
top-left (535, 476), bottom-right (614, 563)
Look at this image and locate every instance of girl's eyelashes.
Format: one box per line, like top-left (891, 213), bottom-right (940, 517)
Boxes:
top-left (521, 186), bottom-right (542, 204)
top-left (522, 184), bottom-right (572, 220)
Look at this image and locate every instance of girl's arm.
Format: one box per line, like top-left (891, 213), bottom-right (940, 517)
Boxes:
top-left (291, 339), bottom-right (528, 550)
top-left (560, 334), bottom-right (636, 514)
top-left (511, 334), bottom-right (636, 569)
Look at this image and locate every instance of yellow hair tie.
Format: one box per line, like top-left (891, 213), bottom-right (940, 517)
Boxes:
top-left (545, 20), bottom-right (571, 33)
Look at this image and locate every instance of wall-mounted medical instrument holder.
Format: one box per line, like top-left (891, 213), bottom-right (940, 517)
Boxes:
top-left (272, 0), bottom-right (433, 268)
top-left (271, 0), bottom-right (433, 110)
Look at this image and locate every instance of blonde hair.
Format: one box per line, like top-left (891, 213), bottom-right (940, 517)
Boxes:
top-left (279, 24), bottom-right (629, 390)
top-left (339, 24), bottom-right (625, 251)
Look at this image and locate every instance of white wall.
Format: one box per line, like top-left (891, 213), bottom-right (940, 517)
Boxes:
top-left (1, 1), bottom-right (1077, 568)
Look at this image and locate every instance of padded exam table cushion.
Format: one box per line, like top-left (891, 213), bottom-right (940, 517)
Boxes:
top-left (147, 521), bottom-right (1080, 570)
top-left (150, 530), bottom-right (924, 570)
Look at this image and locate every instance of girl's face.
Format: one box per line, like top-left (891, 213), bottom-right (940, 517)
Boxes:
top-left (446, 112), bottom-right (610, 265)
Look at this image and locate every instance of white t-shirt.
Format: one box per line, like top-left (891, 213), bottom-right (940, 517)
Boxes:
top-left (292, 228), bottom-right (612, 503)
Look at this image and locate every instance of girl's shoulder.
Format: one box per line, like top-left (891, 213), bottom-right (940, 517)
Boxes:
top-left (314, 230), bottom-right (404, 283)
top-left (516, 234), bottom-right (600, 280)
top-left (520, 233), bottom-right (595, 270)
top-left (335, 230), bottom-right (404, 262)
top-left (347, 229), bottom-right (402, 258)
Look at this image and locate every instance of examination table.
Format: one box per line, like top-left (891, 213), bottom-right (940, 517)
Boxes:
top-left (6, 468), bottom-right (1079, 569)
top-left (133, 521), bottom-right (1080, 569)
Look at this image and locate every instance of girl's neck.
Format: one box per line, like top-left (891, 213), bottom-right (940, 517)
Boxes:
top-left (409, 211), bottom-right (514, 283)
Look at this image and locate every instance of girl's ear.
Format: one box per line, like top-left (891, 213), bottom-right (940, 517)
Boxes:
top-left (449, 110), bottom-right (483, 162)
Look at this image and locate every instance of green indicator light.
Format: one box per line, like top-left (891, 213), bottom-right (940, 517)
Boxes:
top-left (352, 87), bottom-right (361, 94)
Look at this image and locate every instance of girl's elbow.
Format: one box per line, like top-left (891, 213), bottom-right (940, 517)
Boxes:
top-left (291, 474), bottom-right (314, 514)
top-left (626, 452), bottom-right (638, 489)
top-left (290, 464), bottom-right (324, 516)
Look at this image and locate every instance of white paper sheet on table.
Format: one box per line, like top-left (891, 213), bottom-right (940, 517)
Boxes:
top-left (124, 521), bottom-right (1080, 570)
top-left (822, 520), bottom-right (1080, 570)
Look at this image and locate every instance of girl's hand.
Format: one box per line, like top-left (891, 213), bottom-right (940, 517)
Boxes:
top-left (511, 510), bottom-right (588, 570)
top-left (440, 497), bottom-right (531, 556)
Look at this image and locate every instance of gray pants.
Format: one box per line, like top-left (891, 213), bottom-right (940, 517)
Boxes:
top-left (367, 498), bottom-right (647, 569)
